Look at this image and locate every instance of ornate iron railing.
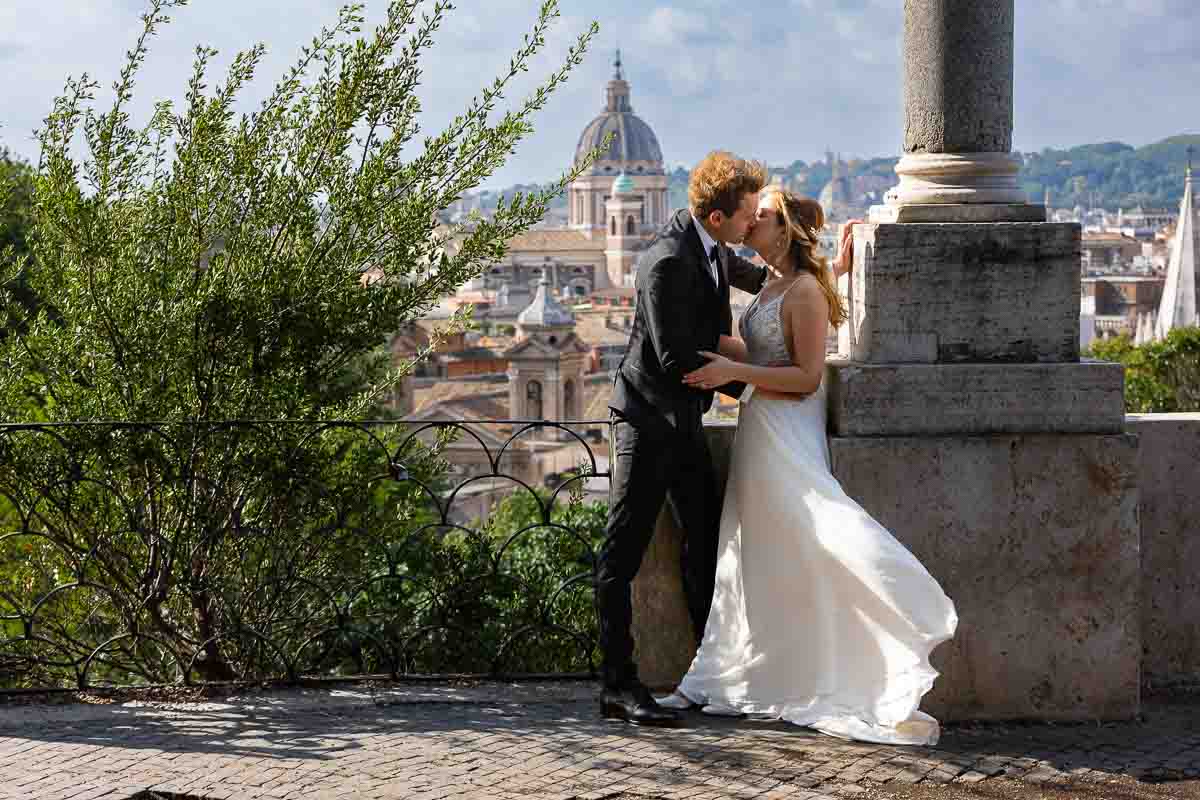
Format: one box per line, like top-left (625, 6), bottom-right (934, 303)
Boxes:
top-left (0, 419), bottom-right (612, 692)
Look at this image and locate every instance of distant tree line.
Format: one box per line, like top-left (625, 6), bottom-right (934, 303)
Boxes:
top-left (483, 133), bottom-right (1200, 216)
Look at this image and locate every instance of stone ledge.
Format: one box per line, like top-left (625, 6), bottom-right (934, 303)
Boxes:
top-left (825, 360), bottom-right (1125, 436)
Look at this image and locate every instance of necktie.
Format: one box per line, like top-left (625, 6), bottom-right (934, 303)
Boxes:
top-left (708, 244), bottom-right (721, 287)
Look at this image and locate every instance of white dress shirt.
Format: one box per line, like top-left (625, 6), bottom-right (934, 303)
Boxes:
top-left (690, 213), bottom-right (721, 287)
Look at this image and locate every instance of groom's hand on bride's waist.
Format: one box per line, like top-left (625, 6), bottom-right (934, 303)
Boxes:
top-left (682, 351), bottom-right (738, 392)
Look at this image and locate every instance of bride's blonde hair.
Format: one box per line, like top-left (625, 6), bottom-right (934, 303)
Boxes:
top-left (767, 190), bottom-right (847, 327)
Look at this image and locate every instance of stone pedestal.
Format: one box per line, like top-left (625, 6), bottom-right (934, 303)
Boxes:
top-left (842, 222), bottom-right (1081, 364)
top-left (884, 153), bottom-right (1031, 209)
top-left (871, 203), bottom-right (1046, 224)
top-left (629, 502), bottom-right (696, 689)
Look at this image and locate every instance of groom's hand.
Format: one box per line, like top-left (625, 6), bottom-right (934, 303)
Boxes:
top-left (683, 351), bottom-right (739, 391)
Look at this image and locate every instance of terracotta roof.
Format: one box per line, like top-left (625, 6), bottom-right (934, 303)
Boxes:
top-left (442, 347), bottom-right (503, 361)
top-left (432, 393), bottom-right (511, 422)
top-left (476, 335), bottom-right (516, 350)
top-left (573, 311), bottom-right (634, 347)
top-left (452, 291), bottom-right (494, 305)
top-left (391, 325), bottom-right (432, 357)
top-left (409, 397), bottom-right (516, 446)
top-left (1083, 232), bottom-right (1139, 243)
top-left (414, 380), bottom-right (508, 415)
top-left (508, 229), bottom-right (606, 252)
top-left (503, 331), bottom-right (592, 358)
top-left (412, 386), bottom-right (514, 438)
top-left (590, 287), bottom-right (636, 299)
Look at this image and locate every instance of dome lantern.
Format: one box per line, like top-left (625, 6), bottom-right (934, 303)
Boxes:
top-left (574, 51), bottom-right (664, 175)
top-left (517, 275), bottom-right (575, 332)
top-left (612, 171), bottom-right (635, 195)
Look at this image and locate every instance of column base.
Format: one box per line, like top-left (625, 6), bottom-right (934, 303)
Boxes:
top-left (870, 203), bottom-right (1046, 224)
top-left (883, 151), bottom-right (1028, 206)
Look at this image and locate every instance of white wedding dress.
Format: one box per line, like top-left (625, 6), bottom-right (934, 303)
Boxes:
top-left (674, 287), bottom-right (959, 746)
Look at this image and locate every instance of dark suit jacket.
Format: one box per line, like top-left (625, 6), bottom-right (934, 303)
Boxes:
top-left (610, 209), bottom-right (768, 430)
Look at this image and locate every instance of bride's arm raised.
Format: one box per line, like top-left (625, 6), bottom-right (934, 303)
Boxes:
top-left (684, 278), bottom-right (828, 395)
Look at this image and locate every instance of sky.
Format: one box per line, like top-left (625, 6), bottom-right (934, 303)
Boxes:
top-left (1, 0), bottom-right (1197, 188)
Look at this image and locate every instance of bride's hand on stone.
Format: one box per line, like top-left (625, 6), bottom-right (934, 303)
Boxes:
top-left (683, 351), bottom-right (738, 390)
top-left (834, 219), bottom-right (863, 277)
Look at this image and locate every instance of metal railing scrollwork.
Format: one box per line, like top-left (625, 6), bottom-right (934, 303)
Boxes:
top-left (0, 419), bottom-right (612, 692)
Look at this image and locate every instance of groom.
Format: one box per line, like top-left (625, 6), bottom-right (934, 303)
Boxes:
top-left (598, 151), bottom-right (771, 725)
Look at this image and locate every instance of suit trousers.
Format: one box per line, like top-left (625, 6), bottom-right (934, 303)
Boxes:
top-left (596, 411), bottom-right (721, 689)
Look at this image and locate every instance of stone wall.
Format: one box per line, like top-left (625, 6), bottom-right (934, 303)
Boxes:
top-left (829, 433), bottom-right (1139, 722)
top-left (1127, 413), bottom-right (1200, 686)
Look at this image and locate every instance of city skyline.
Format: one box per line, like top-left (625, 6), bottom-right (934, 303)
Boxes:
top-left (1, 0), bottom-right (1197, 187)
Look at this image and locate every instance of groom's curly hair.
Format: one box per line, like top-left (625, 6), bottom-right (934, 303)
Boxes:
top-left (689, 151), bottom-right (769, 220)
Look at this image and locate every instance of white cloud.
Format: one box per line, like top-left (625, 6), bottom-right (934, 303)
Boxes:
top-left (0, 0), bottom-right (1196, 185)
top-left (644, 6), bottom-right (709, 47)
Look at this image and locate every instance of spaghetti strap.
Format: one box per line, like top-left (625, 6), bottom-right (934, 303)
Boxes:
top-left (775, 275), bottom-right (815, 362)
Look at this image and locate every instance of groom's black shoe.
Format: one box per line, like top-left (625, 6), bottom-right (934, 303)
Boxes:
top-left (600, 682), bottom-right (682, 727)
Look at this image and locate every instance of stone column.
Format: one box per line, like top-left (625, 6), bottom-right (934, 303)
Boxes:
top-left (875, 0), bottom-right (1044, 223)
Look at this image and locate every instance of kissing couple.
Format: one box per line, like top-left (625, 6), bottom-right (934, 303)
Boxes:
top-left (599, 151), bottom-right (959, 746)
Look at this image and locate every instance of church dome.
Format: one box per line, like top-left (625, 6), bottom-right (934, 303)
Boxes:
top-left (517, 276), bottom-right (574, 329)
top-left (574, 52), bottom-right (664, 175)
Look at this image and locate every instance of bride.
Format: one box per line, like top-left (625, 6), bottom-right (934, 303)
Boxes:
top-left (665, 189), bottom-right (958, 746)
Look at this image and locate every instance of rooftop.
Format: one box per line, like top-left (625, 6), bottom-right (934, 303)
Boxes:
top-left (413, 379), bottom-right (509, 417)
top-left (507, 228), bottom-right (606, 252)
top-left (517, 276), bottom-right (575, 329)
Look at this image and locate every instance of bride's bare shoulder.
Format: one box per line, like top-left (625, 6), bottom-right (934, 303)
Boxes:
top-left (783, 273), bottom-right (828, 309)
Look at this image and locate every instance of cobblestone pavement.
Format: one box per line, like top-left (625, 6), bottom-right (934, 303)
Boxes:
top-left (1, 683), bottom-right (1199, 800)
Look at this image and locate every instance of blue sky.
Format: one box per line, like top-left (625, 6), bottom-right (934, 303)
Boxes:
top-left (1, 0), bottom-right (1197, 187)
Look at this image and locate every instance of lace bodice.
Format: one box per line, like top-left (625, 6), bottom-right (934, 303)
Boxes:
top-left (739, 289), bottom-right (794, 367)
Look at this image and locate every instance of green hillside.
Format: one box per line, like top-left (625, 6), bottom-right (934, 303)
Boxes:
top-left (1019, 135), bottom-right (1200, 210)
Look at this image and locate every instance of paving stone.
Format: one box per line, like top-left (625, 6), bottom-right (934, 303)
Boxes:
top-left (0, 683), bottom-right (1198, 800)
